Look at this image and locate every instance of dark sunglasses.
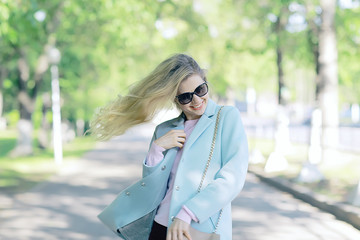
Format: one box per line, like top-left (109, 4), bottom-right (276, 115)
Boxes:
top-left (176, 82), bottom-right (208, 105)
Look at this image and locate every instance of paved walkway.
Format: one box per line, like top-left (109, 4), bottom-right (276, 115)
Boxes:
top-left (0, 124), bottom-right (360, 240)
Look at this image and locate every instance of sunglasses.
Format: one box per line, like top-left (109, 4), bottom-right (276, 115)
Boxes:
top-left (176, 82), bottom-right (208, 105)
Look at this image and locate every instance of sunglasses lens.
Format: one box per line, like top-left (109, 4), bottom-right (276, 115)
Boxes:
top-left (177, 83), bottom-right (208, 105)
top-left (195, 83), bottom-right (208, 97)
top-left (177, 93), bottom-right (192, 104)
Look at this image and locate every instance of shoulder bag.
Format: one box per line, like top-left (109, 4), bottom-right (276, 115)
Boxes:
top-left (188, 106), bottom-right (224, 240)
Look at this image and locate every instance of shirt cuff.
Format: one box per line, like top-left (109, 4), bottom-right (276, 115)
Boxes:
top-left (176, 206), bottom-right (199, 224)
top-left (145, 142), bottom-right (166, 166)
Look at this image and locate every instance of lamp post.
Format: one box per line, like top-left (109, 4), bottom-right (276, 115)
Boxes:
top-left (48, 46), bottom-right (63, 165)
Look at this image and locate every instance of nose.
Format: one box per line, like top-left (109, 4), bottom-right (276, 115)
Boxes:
top-left (191, 94), bottom-right (202, 105)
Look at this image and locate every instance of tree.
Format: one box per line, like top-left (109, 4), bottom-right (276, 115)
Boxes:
top-left (336, 2), bottom-right (360, 105)
top-left (318, 0), bottom-right (339, 150)
top-left (1, 1), bottom-right (64, 156)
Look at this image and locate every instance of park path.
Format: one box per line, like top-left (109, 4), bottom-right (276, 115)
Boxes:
top-left (0, 123), bottom-right (360, 240)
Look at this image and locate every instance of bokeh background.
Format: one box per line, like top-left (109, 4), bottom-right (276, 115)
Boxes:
top-left (0, 0), bottom-right (359, 210)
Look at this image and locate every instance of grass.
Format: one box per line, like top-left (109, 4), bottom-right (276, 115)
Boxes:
top-left (248, 137), bottom-right (360, 203)
top-left (0, 130), bottom-right (17, 157)
top-left (0, 129), bottom-right (95, 194)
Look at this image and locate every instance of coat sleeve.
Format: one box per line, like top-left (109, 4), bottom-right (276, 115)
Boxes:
top-left (142, 126), bottom-right (159, 178)
top-left (184, 106), bottom-right (249, 223)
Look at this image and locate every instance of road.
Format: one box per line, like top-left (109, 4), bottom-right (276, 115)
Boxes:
top-left (0, 124), bottom-right (359, 240)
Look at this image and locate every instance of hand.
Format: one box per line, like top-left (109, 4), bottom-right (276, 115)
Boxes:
top-left (154, 130), bottom-right (186, 150)
top-left (166, 218), bottom-right (192, 240)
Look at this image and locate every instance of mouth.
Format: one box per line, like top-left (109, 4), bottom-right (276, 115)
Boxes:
top-left (190, 101), bottom-right (204, 110)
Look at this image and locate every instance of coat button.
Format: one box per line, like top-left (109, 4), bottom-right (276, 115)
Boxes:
top-left (141, 182), bottom-right (146, 187)
top-left (125, 191), bottom-right (130, 196)
top-left (161, 165), bottom-right (166, 171)
top-left (175, 186), bottom-right (180, 191)
top-left (171, 216), bottom-right (175, 221)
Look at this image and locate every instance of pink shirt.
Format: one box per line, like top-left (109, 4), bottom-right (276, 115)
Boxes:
top-left (145, 119), bottom-right (200, 227)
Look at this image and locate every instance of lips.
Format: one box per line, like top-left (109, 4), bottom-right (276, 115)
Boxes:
top-left (190, 101), bottom-right (204, 110)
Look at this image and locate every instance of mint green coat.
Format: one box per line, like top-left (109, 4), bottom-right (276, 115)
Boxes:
top-left (98, 99), bottom-right (248, 240)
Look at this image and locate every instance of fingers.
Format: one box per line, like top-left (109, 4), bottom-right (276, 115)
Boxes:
top-left (155, 130), bottom-right (187, 149)
top-left (177, 136), bottom-right (186, 143)
top-left (171, 130), bottom-right (186, 148)
top-left (166, 230), bottom-right (171, 240)
top-left (183, 230), bottom-right (192, 240)
top-left (170, 129), bottom-right (186, 133)
top-left (169, 129), bottom-right (186, 135)
top-left (176, 137), bottom-right (186, 148)
top-left (170, 131), bottom-right (186, 139)
top-left (166, 228), bottom-right (185, 240)
top-left (166, 219), bottom-right (192, 240)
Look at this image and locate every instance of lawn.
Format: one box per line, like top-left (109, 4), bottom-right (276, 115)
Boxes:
top-left (0, 129), bottom-right (95, 194)
top-left (248, 137), bottom-right (360, 203)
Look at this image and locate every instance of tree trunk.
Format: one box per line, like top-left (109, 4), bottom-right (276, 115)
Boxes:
top-left (0, 68), bottom-right (5, 130)
top-left (0, 88), bottom-right (3, 120)
top-left (305, 1), bottom-right (321, 101)
top-left (38, 93), bottom-right (52, 149)
top-left (0, 67), bottom-right (5, 115)
top-left (9, 1), bottom-right (64, 157)
top-left (275, 7), bottom-right (287, 106)
top-left (276, 46), bottom-right (285, 105)
top-left (307, 26), bottom-right (321, 101)
top-left (318, 0), bottom-right (339, 151)
top-left (10, 53), bottom-right (35, 157)
top-left (0, 90), bottom-right (3, 130)
top-left (0, 69), bottom-right (4, 118)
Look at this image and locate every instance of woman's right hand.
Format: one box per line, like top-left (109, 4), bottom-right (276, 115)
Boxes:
top-left (154, 130), bottom-right (186, 150)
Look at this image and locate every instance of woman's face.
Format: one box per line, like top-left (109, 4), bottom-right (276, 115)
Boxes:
top-left (176, 74), bottom-right (209, 120)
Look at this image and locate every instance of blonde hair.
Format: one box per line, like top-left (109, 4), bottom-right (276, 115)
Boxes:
top-left (89, 53), bottom-right (206, 140)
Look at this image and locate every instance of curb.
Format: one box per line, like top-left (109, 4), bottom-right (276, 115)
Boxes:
top-left (249, 167), bottom-right (360, 231)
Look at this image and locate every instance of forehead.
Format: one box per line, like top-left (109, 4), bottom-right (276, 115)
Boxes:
top-left (177, 74), bottom-right (204, 94)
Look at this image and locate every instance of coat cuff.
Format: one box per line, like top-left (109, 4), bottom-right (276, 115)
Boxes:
top-left (176, 206), bottom-right (199, 224)
top-left (145, 142), bottom-right (166, 167)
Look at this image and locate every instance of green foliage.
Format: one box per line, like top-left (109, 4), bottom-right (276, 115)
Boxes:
top-left (4, 110), bottom-right (20, 127)
top-left (0, 0), bottom-right (360, 131)
top-left (0, 137), bottom-right (16, 158)
top-left (336, 5), bottom-right (360, 104)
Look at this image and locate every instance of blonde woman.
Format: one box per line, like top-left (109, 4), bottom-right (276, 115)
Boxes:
top-left (92, 54), bottom-right (248, 240)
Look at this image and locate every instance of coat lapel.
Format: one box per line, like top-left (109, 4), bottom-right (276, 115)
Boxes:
top-left (183, 99), bottom-right (218, 152)
top-left (171, 112), bottom-right (185, 128)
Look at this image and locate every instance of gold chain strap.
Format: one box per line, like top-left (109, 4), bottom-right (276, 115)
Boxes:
top-left (196, 106), bottom-right (224, 233)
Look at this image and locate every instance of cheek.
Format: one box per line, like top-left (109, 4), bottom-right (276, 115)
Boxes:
top-left (181, 105), bottom-right (196, 114)
top-left (177, 103), bottom-right (187, 112)
top-left (182, 105), bottom-right (192, 112)
top-left (201, 95), bottom-right (209, 104)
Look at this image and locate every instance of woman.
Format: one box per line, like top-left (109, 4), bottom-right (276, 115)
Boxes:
top-left (91, 54), bottom-right (248, 240)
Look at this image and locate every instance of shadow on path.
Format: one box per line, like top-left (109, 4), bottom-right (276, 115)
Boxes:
top-left (0, 123), bottom-right (359, 240)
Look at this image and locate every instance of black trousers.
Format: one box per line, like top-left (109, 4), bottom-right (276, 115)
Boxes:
top-left (148, 221), bottom-right (167, 240)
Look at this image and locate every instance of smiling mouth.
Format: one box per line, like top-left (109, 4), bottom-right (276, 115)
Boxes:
top-left (191, 101), bottom-right (203, 110)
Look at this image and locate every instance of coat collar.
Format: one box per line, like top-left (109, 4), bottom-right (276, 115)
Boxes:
top-left (171, 99), bottom-right (219, 152)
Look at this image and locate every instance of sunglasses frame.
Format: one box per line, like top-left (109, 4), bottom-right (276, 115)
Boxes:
top-left (176, 82), bottom-right (208, 105)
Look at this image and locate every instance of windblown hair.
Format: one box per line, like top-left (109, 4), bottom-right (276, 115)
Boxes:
top-left (89, 53), bottom-right (206, 140)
